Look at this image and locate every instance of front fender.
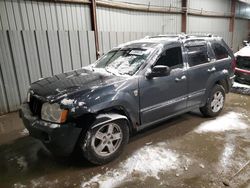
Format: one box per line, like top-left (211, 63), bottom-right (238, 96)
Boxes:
top-left (91, 113), bottom-right (128, 129)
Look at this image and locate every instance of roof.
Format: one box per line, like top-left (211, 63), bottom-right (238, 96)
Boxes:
top-left (235, 46), bottom-right (250, 57)
top-left (118, 34), bottom-right (222, 49)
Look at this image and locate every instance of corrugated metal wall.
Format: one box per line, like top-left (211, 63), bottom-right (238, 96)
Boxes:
top-left (0, 0), bottom-right (91, 30)
top-left (233, 19), bottom-right (249, 51)
top-left (187, 16), bottom-right (232, 46)
top-left (97, 7), bottom-right (182, 33)
top-left (0, 0), bottom-right (95, 115)
top-left (0, 0), bottom-right (249, 115)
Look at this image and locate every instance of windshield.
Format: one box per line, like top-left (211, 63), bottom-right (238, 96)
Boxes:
top-left (94, 48), bottom-right (154, 75)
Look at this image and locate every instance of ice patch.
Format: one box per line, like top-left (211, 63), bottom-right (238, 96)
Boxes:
top-left (16, 156), bottom-right (28, 170)
top-left (195, 112), bottom-right (248, 133)
top-left (61, 98), bottom-right (74, 105)
top-left (78, 102), bottom-right (86, 106)
top-left (20, 128), bottom-right (29, 136)
top-left (233, 82), bottom-right (250, 89)
top-left (81, 143), bottom-right (188, 188)
top-left (222, 69), bottom-right (228, 74)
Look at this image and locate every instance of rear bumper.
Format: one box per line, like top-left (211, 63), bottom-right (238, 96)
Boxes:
top-left (19, 103), bottom-right (82, 156)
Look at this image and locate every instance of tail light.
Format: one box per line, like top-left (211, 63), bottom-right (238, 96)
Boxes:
top-left (231, 59), bottom-right (236, 73)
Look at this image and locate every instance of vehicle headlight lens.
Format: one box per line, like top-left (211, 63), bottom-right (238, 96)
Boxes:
top-left (41, 103), bottom-right (68, 123)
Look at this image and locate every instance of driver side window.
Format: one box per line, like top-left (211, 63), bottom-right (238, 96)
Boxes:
top-left (155, 47), bottom-right (183, 69)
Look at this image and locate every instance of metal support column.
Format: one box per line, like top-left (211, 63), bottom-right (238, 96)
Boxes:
top-left (181, 0), bottom-right (187, 33)
top-left (229, 0), bottom-right (236, 48)
top-left (90, 0), bottom-right (100, 59)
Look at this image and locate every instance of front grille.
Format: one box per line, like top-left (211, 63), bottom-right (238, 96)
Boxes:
top-left (29, 96), bottom-right (43, 116)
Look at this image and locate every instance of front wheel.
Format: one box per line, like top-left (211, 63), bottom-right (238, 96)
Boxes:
top-left (200, 84), bottom-right (225, 117)
top-left (78, 118), bottom-right (129, 165)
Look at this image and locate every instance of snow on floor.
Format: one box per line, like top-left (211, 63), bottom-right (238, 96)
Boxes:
top-left (233, 82), bottom-right (250, 89)
top-left (16, 156), bottom-right (28, 170)
top-left (195, 112), bottom-right (248, 133)
top-left (20, 128), bottom-right (29, 136)
top-left (81, 143), bottom-right (189, 188)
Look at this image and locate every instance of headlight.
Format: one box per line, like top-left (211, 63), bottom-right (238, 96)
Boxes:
top-left (41, 102), bottom-right (68, 123)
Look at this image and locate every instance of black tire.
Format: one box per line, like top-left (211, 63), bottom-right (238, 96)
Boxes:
top-left (78, 118), bottom-right (129, 165)
top-left (200, 84), bottom-right (225, 117)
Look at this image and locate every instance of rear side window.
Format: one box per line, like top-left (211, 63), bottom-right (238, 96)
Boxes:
top-left (211, 43), bottom-right (229, 60)
top-left (186, 43), bottom-right (209, 67)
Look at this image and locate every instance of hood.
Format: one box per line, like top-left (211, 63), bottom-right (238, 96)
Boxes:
top-left (30, 68), bottom-right (128, 102)
top-left (235, 46), bottom-right (250, 57)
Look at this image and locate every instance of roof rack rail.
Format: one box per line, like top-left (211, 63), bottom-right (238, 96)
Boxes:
top-left (186, 33), bottom-right (217, 38)
top-left (144, 33), bottom-right (218, 40)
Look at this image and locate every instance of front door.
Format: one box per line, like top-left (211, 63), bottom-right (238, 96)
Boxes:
top-left (139, 45), bottom-right (188, 125)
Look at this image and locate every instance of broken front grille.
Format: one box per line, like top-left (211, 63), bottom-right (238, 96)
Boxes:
top-left (29, 95), bottom-right (43, 116)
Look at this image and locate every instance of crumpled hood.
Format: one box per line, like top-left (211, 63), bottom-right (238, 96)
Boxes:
top-left (30, 68), bottom-right (127, 102)
top-left (235, 46), bottom-right (250, 57)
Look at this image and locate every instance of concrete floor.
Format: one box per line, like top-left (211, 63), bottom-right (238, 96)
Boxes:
top-left (0, 84), bottom-right (250, 188)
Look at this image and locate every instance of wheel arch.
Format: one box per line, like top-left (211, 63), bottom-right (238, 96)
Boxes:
top-left (75, 105), bottom-right (135, 135)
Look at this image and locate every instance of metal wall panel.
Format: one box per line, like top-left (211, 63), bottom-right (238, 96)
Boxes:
top-left (189, 0), bottom-right (231, 13)
top-left (0, 31), bottom-right (20, 111)
top-left (0, 0), bottom-right (91, 31)
top-left (35, 31), bottom-right (53, 77)
top-left (22, 31), bottom-right (42, 83)
top-left (8, 31), bottom-right (30, 102)
top-left (187, 16), bottom-right (232, 46)
top-left (108, 0), bottom-right (182, 7)
top-left (69, 31), bottom-right (81, 69)
top-left (233, 19), bottom-right (249, 51)
top-left (79, 31), bottom-right (91, 66)
top-left (0, 67), bottom-right (9, 114)
top-left (0, 1), bottom-right (9, 29)
top-left (236, 1), bottom-right (250, 19)
top-left (97, 6), bottom-right (182, 33)
top-left (5, 0), bottom-right (16, 30)
top-left (0, 30), bottom-right (96, 115)
top-left (58, 31), bottom-right (73, 72)
top-left (47, 31), bottom-right (63, 75)
top-left (87, 31), bottom-right (97, 64)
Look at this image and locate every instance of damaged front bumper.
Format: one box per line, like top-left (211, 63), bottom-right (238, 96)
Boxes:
top-left (19, 103), bottom-right (82, 156)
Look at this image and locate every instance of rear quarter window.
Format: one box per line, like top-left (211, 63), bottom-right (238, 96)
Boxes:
top-left (211, 43), bottom-right (229, 60)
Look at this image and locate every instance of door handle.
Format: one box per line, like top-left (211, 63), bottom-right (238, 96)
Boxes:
top-left (207, 67), bottom-right (216, 73)
top-left (175, 75), bottom-right (187, 82)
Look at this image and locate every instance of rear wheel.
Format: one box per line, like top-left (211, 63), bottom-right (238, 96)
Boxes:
top-left (78, 118), bottom-right (129, 165)
top-left (200, 84), bottom-right (225, 117)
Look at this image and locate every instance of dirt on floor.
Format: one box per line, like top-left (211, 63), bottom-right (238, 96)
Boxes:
top-left (0, 83), bottom-right (250, 188)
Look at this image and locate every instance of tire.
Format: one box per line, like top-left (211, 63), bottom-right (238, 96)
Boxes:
top-left (78, 118), bottom-right (129, 165)
top-left (200, 84), bottom-right (225, 117)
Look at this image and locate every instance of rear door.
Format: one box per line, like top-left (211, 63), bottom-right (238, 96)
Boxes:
top-left (185, 40), bottom-right (215, 107)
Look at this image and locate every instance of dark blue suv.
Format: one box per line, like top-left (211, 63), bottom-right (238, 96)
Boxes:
top-left (20, 34), bottom-right (235, 164)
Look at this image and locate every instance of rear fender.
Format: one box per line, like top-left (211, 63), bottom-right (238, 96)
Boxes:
top-left (202, 71), bottom-right (229, 105)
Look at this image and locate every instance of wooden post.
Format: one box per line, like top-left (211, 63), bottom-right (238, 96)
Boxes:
top-left (90, 0), bottom-right (99, 59)
top-left (181, 0), bottom-right (187, 33)
top-left (230, 0), bottom-right (236, 48)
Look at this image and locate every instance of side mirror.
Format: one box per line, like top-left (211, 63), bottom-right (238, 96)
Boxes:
top-left (146, 65), bottom-right (171, 79)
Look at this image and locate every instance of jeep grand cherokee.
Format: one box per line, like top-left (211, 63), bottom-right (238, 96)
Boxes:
top-left (20, 34), bottom-right (235, 165)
